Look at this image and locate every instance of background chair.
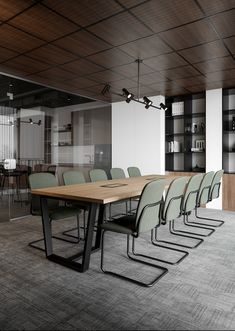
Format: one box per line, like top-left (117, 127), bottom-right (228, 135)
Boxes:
top-left (154, 176), bottom-right (204, 249)
top-left (28, 172), bottom-right (81, 251)
top-left (127, 167), bottom-right (141, 213)
top-left (193, 170), bottom-right (224, 227)
top-left (127, 166), bottom-right (141, 177)
top-left (110, 167), bottom-right (130, 216)
top-left (171, 173), bottom-right (215, 237)
top-left (100, 179), bottom-right (168, 287)
top-left (63, 170), bottom-right (89, 239)
top-left (89, 169), bottom-right (108, 182)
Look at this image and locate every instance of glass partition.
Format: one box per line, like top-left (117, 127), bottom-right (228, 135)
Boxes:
top-left (0, 73), bottom-right (111, 221)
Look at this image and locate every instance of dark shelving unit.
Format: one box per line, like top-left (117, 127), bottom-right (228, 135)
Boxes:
top-left (165, 92), bottom-right (206, 173)
top-left (223, 88), bottom-right (235, 173)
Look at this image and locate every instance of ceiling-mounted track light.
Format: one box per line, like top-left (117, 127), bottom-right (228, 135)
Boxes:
top-left (159, 102), bottom-right (168, 110)
top-left (143, 96), bottom-right (153, 109)
top-left (101, 59), bottom-right (168, 111)
top-left (122, 88), bottom-right (134, 103)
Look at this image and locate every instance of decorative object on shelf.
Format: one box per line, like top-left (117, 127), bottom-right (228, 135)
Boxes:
top-left (232, 117), bottom-right (235, 130)
top-left (191, 123), bottom-right (198, 133)
top-left (191, 139), bottom-right (205, 152)
top-left (101, 59), bottom-right (167, 111)
top-left (200, 122), bottom-right (205, 133)
top-left (192, 164), bottom-right (205, 172)
top-left (185, 123), bottom-right (191, 133)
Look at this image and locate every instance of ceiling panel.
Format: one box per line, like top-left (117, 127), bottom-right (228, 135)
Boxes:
top-left (160, 65), bottom-right (200, 80)
top-left (0, 46), bottom-right (18, 63)
top-left (1, 55), bottom-right (50, 75)
top-left (87, 48), bottom-right (134, 68)
top-left (119, 34), bottom-right (172, 59)
top-left (178, 40), bottom-right (229, 63)
top-left (53, 30), bottom-right (111, 57)
top-left (64, 76), bottom-right (98, 89)
top-left (159, 20), bottom-right (219, 50)
top-left (224, 36), bottom-right (235, 54)
top-left (118, 0), bottom-right (147, 8)
top-left (62, 58), bottom-right (104, 76)
top-left (144, 52), bottom-right (188, 71)
top-left (133, 71), bottom-right (168, 85)
top-left (0, 0), bottom-right (34, 21)
top-left (130, 0), bottom-right (204, 33)
top-left (35, 67), bottom-right (78, 82)
top-left (9, 3), bottom-right (78, 42)
top-left (43, 0), bottom-right (123, 27)
top-left (211, 9), bottom-right (235, 38)
top-left (206, 69), bottom-right (235, 82)
top-left (0, 24), bottom-right (45, 52)
top-left (194, 56), bottom-right (235, 74)
top-left (112, 61), bottom-right (154, 78)
top-left (198, 0), bottom-right (235, 16)
top-left (27, 44), bottom-right (78, 65)
top-left (88, 11), bottom-right (152, 46)
top-left (175, 76), bottom-right (206, 88)
top-left (0, 1), bottom-right (233, 100)
top-left (86, 69), bottom-right (125, 84)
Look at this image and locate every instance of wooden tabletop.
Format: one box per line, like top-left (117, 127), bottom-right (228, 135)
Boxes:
top-left (31, 174), bottom-right (181, 205)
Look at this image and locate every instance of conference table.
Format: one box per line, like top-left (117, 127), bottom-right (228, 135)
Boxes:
top-left (31, 174), bottom-right (179, 273)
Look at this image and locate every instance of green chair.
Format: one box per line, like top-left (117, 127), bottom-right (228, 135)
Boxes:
top-left (89, 169), bottom-right (108, 182)
top-left (170, 173), bottom-right (215, 237)
top-left (28, 172), bottom-right (81, 251)
top-left (110, 167), bottom-right (126, 179)
top-left (100, 179), bottom-right (168, 287)
top-left (192, 170), bottom-right (224, 227)
top-left (63, 170), bottom-right (89, 239)
top-left (155, 176), bottom-right (204, 249)
top-left (127, 167), bottom-right (141, 213)
top-left (110, 167), bottom-right (130, 216)
top-left (127, 166), bottom-right (141, 177)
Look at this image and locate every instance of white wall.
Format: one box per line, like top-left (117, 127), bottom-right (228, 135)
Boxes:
top-left (112, 96), bottom-right (165, 176)
top-left (206, 88), bottom-right (223, 209)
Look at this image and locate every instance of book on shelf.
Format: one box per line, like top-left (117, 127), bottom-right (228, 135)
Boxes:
top-left (172, 101), bottom-right (184, 116)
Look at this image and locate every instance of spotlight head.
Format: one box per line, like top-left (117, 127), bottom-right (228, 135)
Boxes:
top-left (9, 121), bottom-right (14, 127)
top-left (160, 102), bottom-right (168, 111)
top-left (122, 88), bottom-right (134, 103)
top-left (143, 96), bottom-right (153, 109)
top-left (29, 118), bottom-right (33, 124)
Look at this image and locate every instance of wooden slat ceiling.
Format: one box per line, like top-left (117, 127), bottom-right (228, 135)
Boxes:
top-left (0, 0), bottom-right (234, 103)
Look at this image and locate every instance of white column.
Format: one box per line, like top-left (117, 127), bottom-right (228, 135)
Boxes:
top-left (206, 88), bottom-right (223, 209)
top-left (112, 95), bottom-right (165, 176)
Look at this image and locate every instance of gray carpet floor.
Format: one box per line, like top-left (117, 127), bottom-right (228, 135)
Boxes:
top-left (0, 207), bottom-right (235, 330)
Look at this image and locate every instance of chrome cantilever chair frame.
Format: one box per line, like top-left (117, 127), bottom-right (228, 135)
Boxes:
top-left (172, 188), bottom-right (215, 237)
top-left (100, 180), bottom-right (168, 287)
top-left (154, 194), bottom-right (204, 249)
top-left (193, 181), bottom-right (224, 227)
top-left (101, 200), bottom-right (168, 287)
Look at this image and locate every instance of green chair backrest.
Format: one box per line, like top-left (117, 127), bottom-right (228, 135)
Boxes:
top-left (110, 167), bottom-right (126, 179)
top-left (135, 179), bottom-right (166, 234)
top-left (162, 176), bottom-right (188, 222)
top-left (29, 172), bottom-right (58, 214)
top-left (198, 171), bottom-right (214, 205)
top-left (182, 173), bottom-right (204, 213)
top-left (63, 170), bottom-right (86, 185)
top-left (209, 169), bottom-right (224, 200)
top-left (127, 166), bottom-right (141, 177)
top-left (89, 169), bottom-right (108, 182)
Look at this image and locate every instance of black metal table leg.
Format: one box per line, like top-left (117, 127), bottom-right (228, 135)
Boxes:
top-left (41, 197), bottom-right (53, 256)
top-left (40, 197), bottom-right (99, 273)
top-left (94, 204), bottom-right (105, 249)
